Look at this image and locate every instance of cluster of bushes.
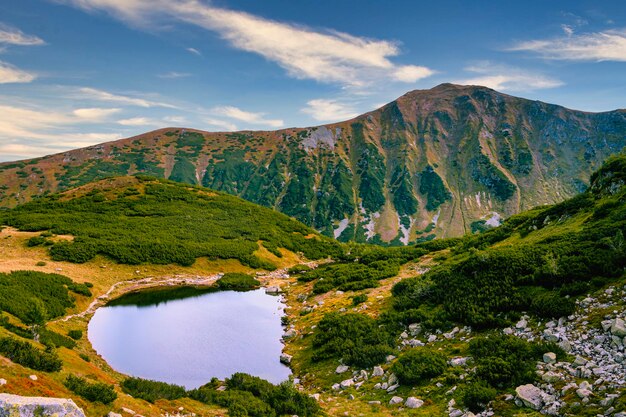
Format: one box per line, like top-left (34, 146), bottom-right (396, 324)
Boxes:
top-left (311, 313), bottom-right (394, 368)
top-left (38, 327), bottom-right (76, 349)
top-left (215, 273), bottom-right (260, 291)
top-left (64, 375), bottom-right (117, 404)
top-left (391, 347), bottom-right (447, 384)
top-left (0, 337), bottom-right (62, 372)
top-left (1, 177), bottom-right (343, 269)
top-left (121, 377), bottom-right (186, 403)
top-left (299, 260), bottom-right (400, 294)
top-left (0, 315), bottom-right (33, 339)
top-left (391, 172), bottom-right (626, 328)
top-left (0, 271), bottom-right (84, 324)
top-left (121, 373), bottom-right (320, 417)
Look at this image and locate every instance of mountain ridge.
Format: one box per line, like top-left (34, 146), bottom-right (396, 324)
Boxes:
top-left (1, 83), bottom-right (625, 243)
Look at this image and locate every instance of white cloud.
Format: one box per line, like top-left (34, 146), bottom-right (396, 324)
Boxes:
top-left (204, 118), bottom-right (237, 131)
top-left (301, 99), bottom-right (359, 122)
top-left (510, 28), bottom-right (626, 61)
top-left (0, 103), bottom-right (123, 160)
top-left (212, 106), bottom-right (283, 128)
top-left (0, 24), bottom-right (45, 46)
top-left (392, 65), bottom-right (435, 83)
top-left (117, 116), bottom-right (155, 126)
top-left (78, 87), bottom-right (177, 108)
top-left (0, 61), bottom-right (36, 83)
top-left (186, 47), bottom-right (201, 56)
top-left (158, 71), bottom-right (191, 78)
top-left (58, 0), bottom-right (434, 87)
top-left (455, 63), bottom-right (563, 92)
top-left (73, 107), bottom-right (121, 120)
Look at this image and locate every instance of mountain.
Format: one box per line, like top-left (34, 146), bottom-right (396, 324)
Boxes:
top-left (1, 83), bottom-right (625, 244)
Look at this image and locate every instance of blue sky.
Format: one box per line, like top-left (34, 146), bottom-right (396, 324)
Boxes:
top-left (0, 0), bottom-right (625, 161)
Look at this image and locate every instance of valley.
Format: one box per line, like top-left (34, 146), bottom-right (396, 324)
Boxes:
top-left (0, 155), bottom-right (625, 416)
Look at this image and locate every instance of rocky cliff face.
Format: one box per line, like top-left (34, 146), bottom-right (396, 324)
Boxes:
top-left (0, 393), bottom-right (86, 417)
top-left (1, 83), bottom-right (625, 243)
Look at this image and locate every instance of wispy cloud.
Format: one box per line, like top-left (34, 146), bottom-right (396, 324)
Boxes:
top-left (212, 106), bottom-right (283, 128)
top-left (0, 103), bottom-right (122, 160)
top-left (186, 47), bottom-right (201, 56)
top-left (58, 0), bottom-right (434, 88)
top-left (455, 62), bottom-right (563, 92)
top-left (204, 118), bottom-right (237, 131)
top-left (157, 71), bottom-right (191, 79)
top-left (0, 24), bottom-right (45, 46)
top-left (510, 28), bottom-right (626, 62)
top-left (0, 61), bottom-right (36, 83)
top-left (117, 117), bottom-right (156, 126)
top-left (78, 87), bottom-right (177, 108)
top-left (301, 99), bottom-right (359, 122)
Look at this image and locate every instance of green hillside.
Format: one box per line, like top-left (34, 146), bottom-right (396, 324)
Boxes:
top-left (0, 176), bottom-right (341, 270)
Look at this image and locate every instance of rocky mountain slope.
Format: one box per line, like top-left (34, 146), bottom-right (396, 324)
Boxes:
top-left (1, 83), bottom-right (625, 243)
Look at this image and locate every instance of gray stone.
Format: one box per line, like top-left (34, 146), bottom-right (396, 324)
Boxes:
top-left (372, 366), bottom-right (384, 377)
top-left (368, 401), bottom-right (381, 405)
top-left (28, 375), bottom-right (37, 381)
top-left (0, 393), bottom-right (86, 417)
top-left (541, 371), bottom-right (561, 383)
top-left (335, 365), bottom-right (349, 374)
top-left (543, 352), bottom-right (557, 363)
top-left (280, 353), bottom-right (292, 364)
top-left (0, 379), bottom-right (6, 386)
top-left (386, 384), bottom-right (399, 393)
top-left (405, 397), bottom-right (424, 408)
top-left (265, 286), bottom-right (281, 294)
top-left (516, 319), bottom-right (527, 329)
top-left (408, 323), bottom-right (422, 336)
top-left (389, 396), bottom-right (403, 405)
top-left (515, 384), bottom-right (545, 410)
top-left (107, 413), bottom-right (123, 417)
top-left (611, 318), bottom-right (626, 337)
top-left (387, 373), bottom-right (398, 386)
top-left (450, 357), bottom-right (469, 367)
top-left (576, 388), bottom-right (592, 398)
top-left (282, 329), bottom-right (297, 340)
top-left (340, 379), bottom-right (354, 389)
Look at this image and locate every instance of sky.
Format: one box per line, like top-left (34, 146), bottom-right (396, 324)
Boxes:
top-left (0, 0), bottom-right (625, 162)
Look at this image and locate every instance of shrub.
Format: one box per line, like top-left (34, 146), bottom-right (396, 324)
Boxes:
top-left (64, 375), bottom-right (117, 404)
top-left (530, 291), bottom-right (575, 318)
top-left (120, 377), bottom-right (186, 403)
top-left (462, 380), bottom-right (497, 412)
top-left (352, 294), bottom-right (367, 306)
top-left (79, 353), bottom-right (90, 362)
top-left (0, 337), bottom-right (62, 372)
top-left (287, 264), bottom-right (311, 275)
top-left (38, 327), bottom-right (76, 349)
top-left (215, 273), bottom-right (260, 291)
top-left (35, 261), bottom-right (47, 266)
top-left (391, 347), bottom-right (447, 384)
top-left (68, 329), bottom-right (83, 340)
top-left (312, 313), bottom-right (394, 368)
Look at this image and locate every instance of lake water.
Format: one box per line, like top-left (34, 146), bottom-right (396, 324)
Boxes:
top-left (88, 287), bottom-right (291, 389)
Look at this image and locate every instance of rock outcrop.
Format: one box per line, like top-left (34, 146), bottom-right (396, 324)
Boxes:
top-left (0, 393), bottom-right (86, 417)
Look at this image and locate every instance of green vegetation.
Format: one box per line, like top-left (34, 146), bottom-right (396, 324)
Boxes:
top-left (67, 329), bottom-right (83, 340)
top-left (123, 373), bottom-right (321, 417)
top-left (312, 313), bottom-right (394, 368)
top-left (299, 260), bottom-right (400, 294)
top-left (121, 377), bottom-right (186, 403)
top-left (64, 375), bottom-right (117, 404)
top-left (392, 155), bottom-right (626, 328)
top-left (38, 327), bottom-right (76, 349)
top-left (461, 380), bottom-right (497, 412)
top-left (0, 271), bottom-right (85, 324)
top-left (351, 293), bottom-right (367, 306)
top-left (419, 165), bottom-right (451, 211)
top-left (215, 273), bottom-right (260, 291)
top-left (391, 347), bottom-right (447, 384)
top-left (1, 177), bottom-right (342, 268)
top-left (0, 337), bottom-right (62, 372)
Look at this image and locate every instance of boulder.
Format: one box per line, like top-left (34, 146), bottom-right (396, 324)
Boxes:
top-left (515, 384), bottom-right (544, 410)
top-left (282, 329), bottom-right (297, 340)
top-left (372, 366), bottom-right (384, 377)
top-left (340, 379), bottom-right (354, 389)
top-left (0, 379), bottom-right (6, 386)
top-left (543, 352), bottom-right (557, 363)
top-left (611, 318), bottom-right (626, 337)
top-left (280, 353), bottom-right (292, 364)
top-left (387, 373), bottom-right (398, 386)
top-left (265, 286), bottom-right (281, 294)
top-left (335, 365), bottom-right (349, 374)
top-left (107, 413), bottom-right (123, 417)
top-left (389, 396), bottom-right (403, 405)
top-left (0, 393), bottom-right (86, 417)
top-left (405, 397), bottom-right (424, 408)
